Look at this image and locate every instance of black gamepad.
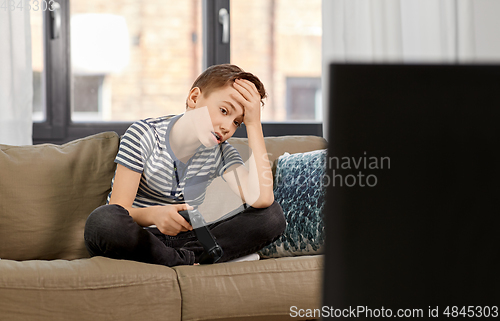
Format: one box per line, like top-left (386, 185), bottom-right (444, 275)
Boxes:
top-left (178, 209), bottom-right (206, 227)
top-left (177, 208), bottom-right (223, 264)
top-left (178, 209), bottom-right (192, 224)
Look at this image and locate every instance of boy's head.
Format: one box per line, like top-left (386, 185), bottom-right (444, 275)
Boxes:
top-left (188, 64), bottom-right (267, 107)
top-left (185, 64), bottom-right (267, 146)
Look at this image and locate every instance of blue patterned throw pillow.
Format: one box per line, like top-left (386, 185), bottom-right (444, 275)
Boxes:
top-left (258, 149), bottom-right (327, 258)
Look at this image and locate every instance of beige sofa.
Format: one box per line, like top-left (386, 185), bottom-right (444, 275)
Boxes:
top-left (0, 132), bottom-right (327, 321)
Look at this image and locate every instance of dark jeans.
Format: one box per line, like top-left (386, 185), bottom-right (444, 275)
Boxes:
top-left (84, 201), bottom-right (286, 267)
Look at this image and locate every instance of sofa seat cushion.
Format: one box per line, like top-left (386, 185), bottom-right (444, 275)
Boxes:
top-left (0, 256), bottom-right (182, 321)
top-left (0, 132), bottom-right (119, 260)
top-left (173, 255), bottom-right (323, 321)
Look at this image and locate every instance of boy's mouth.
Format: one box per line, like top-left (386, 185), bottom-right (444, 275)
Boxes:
top-left (212, 131), bottom-right (222, 144)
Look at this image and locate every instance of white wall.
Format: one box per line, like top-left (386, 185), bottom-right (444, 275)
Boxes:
top-left (321, 0), bottom-right (500, 140)
top-left (473, 0), bottom-right (500, 61)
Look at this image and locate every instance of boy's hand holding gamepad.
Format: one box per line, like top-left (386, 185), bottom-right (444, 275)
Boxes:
top-left (150, 204), bottom-right (193, 236)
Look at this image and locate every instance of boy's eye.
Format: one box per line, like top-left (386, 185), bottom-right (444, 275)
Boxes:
top-left (233, 120), bottom-right (241, 128)
top-left (220, 107), bottom-right (227, 115)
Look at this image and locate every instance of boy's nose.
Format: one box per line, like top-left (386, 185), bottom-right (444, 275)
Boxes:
top-left (220, 127), bottom-right (229, 136)
top-left (220, 121), bottom-right (231, 134)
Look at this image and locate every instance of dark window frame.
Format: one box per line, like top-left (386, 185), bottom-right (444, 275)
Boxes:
top-left (33, 0), bottom-right (321, 145)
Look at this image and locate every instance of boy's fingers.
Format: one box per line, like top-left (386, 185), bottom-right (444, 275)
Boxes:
top-left (174, 203), bottom-right (194, 211)
top-left (173, 204), bottom-right (194, 230)
top-left (236, 78), bottom-right (258, 93)
top-left (164, 219), bottom-right (183, 234)
top-left (234, 79), bottom-right (256, 100)
top-left (231, 89), bottom-right (258, 110)
top-left (183, 221), bottom-right (193, 231)
top-left (233, 82), bottom-right (251, 101)
top-left (230, 92), bottom-right (248, 108)
top-left (174, 213), bottom-right (193, 231)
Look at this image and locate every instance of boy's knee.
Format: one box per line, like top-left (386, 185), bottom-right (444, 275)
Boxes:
top-left (84, 204), bottom-right (132, 256)
top-left (258, 201), bottom-right (287, 241)
top-left (84, 204), bottom-right (129, 240)
top-left (86, 204), bottom-right (128, 224)
top-left (270, 201), bottom-right (286, 231)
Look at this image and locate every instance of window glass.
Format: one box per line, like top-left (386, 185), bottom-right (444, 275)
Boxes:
top-left (230, 0), bottom-right (322, 121)
top-left (70, 1), bottom-right (203, 122)
top-left (31, 10), bottom-right (45, 122)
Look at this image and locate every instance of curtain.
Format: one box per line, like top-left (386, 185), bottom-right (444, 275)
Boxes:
top-left (322, 0), bottom-right (475, 139)
top-left (0, 9), bottom-right (33, 145)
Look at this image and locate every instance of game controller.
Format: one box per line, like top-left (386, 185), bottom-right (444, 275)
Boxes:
top-left (178, 209), bottom-right (224, 264)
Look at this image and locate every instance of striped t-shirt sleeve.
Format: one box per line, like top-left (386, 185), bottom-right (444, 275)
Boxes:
top-left (217, 143), bottom-right (245, 179)
top-left (115, 120), bottom-right (155, 173)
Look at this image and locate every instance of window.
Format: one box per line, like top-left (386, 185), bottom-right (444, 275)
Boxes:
top-left (72, 75), bottom-right (105, 121)
top-left (33, 0), bottom-right (322, 144)
top-left (230, 0), bottom-right (322, 122)
top-left (69, 1), bottom-right (202, 122)
top-left (286, 77), bottom-right (322, 120)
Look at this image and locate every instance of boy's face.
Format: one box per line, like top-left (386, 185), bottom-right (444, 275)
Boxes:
top-left (187, 84), bottom-right (245, 145)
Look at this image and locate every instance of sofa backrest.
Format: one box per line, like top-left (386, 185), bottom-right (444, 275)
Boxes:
top-left (0, 132), bottom-right (120, 261)
top-left (0, 133), bottom-right (326, 261)
top-left (199, 136), bottom-right (328, 222)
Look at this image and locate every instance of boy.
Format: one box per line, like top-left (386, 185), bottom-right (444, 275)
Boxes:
top-left (84, 64), bottom-right (286, 266)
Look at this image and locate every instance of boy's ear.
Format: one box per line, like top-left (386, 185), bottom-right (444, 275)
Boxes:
top-left (187, 87), bottom-right (201, 109)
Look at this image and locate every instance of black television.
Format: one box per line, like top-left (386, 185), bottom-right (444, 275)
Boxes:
top-left (321, 63), bottom-right (500, 319)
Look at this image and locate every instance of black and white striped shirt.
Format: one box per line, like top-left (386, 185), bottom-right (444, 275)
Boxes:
top-left (108, 114), bottom-right (244, 208)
